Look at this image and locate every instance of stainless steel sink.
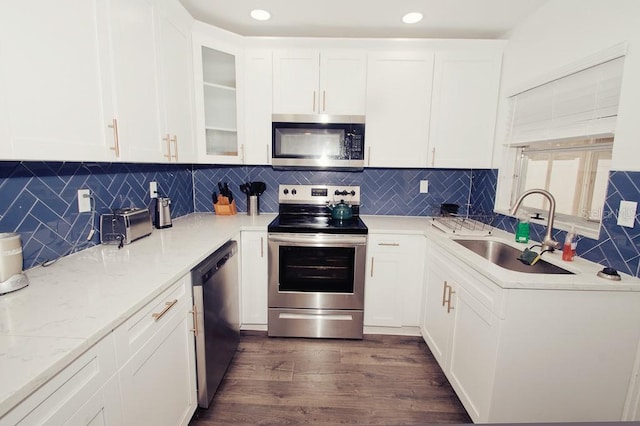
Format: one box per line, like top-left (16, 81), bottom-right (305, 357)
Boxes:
top-left (453, 239), bottom-right (574, 275)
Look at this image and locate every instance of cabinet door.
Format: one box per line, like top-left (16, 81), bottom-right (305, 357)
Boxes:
top-left (420, 255), bottom-right (455, 367)
top-left (194, 41), bottom-right (243, 164)
top-left (0, 0), bottom-right (115, 162)
top-left (428, 50), bottom-right (502, 168)
top-left (64, 376), bottom-right (124, 426)
top-left (107, 0), bottom-right (164, 163)
top-left (364, 234), bottom-right (425, 328)
top-left (240, 231), bottom-right (268, 326)
top-left (119, 282), bottom-right (197, 426)
top-left (447, 286), bottom-right (500, 423)
top-left (243, 50), bottom-right (273, 165)
top-left (365, 52), bottom-right (434, 168)
top-left (156, 1), bottom-right (195, 163)
top-left (319, 51), bottom-right (367, 115)
top-left (0, 336), bottom-right (117, 425)
top-left (272, 49), bottom-right (320, 114)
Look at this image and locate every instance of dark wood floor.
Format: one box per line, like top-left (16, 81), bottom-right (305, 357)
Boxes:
top-left (189, 331), bottom-right (472, 425)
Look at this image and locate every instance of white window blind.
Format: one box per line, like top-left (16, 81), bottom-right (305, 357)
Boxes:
top-left (507, 56), bottom-right (625, 146)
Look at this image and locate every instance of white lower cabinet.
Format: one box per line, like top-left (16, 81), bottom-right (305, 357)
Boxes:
top-left (0, 335), bottom-right (121, 425)
top-left (240, 231), bottom-right (268, 327)
top-left (116, 275), bottom-right (197, 426)
top-left (2, 275), bottom-right (198, 426)
top-left (364, 234), bottom-right (425, 329)
top-left (421, 242), bottom-right (640, 423)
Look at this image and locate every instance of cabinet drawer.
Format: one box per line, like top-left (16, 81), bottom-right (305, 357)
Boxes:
top-left (368, 234), bottom-right (424, 254)
top-left (114, 276), bottom-right (191, 367)
top-left (1, 335), bottom-right (116, 426)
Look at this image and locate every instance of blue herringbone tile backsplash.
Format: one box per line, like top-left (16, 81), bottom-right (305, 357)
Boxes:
top-left (2, 161), bottom-right (640, 279)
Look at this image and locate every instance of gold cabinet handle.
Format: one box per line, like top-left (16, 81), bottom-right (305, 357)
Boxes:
top-left (447, 289), bottom-right (456, 313)
top-left (190, 304), bottom-right (198, 336)
top-left (267, 144), bottom-right (270, 162)
top-left (240, 144), bottom-right (245, 162)
top-left (442, 281), bottom-right (448, 307)
top-left (171, 135), bottom-right (178, 161)
top-left (322, 90), bottom-right (326, 112)
top-left (152, 299), bottom-right (178, 321)
top-left (260, 237), bottom-right (264, 258)
top-left (431, 147), bottom-right (436, 167)
top-left (367, 147), bottom-right (371, 166)
top-left (163, 134), bottom-right (171, 160)
top-left (378, 242), bottom-right (400, 247)
top-left (370, 257), bottom-right (375, 277)
top-left (108, 118), bottom-right (120, 157)
top-left (312, 91), bottom-right (316, 112)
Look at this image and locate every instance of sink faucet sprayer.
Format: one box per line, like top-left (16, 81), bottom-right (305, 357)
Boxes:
top-left (510, 189), bottom-right (562, 252)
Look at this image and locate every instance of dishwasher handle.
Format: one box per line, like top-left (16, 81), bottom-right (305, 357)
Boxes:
top-left (191, 240), bottom-right (237, 287)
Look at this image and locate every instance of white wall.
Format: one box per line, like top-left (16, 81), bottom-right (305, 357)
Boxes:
top-left (493, 0), bottom-right (640, 172)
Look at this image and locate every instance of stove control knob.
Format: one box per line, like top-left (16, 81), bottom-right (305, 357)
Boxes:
top-left (334, 190), bottom-right (341, 196)
top-left (350, 190), bottom-right (356, 196)
top-left (283, 188), bottom-right (289, 195)
top-left (291, 189), bottom-right (297, 195)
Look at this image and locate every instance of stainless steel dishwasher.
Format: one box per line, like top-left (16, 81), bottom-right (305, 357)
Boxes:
top-left (191, 240), bottom-right (239, 408)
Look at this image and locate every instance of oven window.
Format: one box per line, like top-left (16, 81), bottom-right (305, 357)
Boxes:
top-left (279, 246), bottom-right (355, 293)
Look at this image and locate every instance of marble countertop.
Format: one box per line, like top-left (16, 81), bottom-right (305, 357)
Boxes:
top-left (2, 212), bottom-right (639, 418)
top-left (0, 213), bottom-right (275, 418)
top-left (362, 214), bottom-right (640, 291)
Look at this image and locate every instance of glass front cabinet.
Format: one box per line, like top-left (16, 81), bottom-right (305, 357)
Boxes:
top-left (193, 29), bottom-right (244, 163)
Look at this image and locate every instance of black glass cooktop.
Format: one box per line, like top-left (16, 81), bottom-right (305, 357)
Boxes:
top-left (268, 214), bottom-right (368, 235)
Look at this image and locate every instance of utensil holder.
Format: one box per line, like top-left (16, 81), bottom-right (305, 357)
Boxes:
top-left (213, 196), bottom-right (237, 215)
top-left (247, 195), bottom-right (259, 216)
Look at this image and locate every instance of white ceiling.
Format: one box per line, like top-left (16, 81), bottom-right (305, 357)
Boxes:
top-left (179, 0), bottom-right (548, 39)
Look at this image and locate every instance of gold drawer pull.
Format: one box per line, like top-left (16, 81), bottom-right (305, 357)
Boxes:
top-left (190, 304), bottom-right (198, 336)
top-left (378, 242), bottom-right (400, 246)
top-left (152, 299), bottom-right (178, 321)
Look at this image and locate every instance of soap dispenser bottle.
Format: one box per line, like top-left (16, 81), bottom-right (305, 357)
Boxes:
top-left (515, 215), bottom-right (530, 243)
top-left (562, 226), bottom-right (576, 261)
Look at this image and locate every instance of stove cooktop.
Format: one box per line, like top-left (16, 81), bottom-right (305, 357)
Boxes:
top-left (267, 214), bottom-right (368, 235)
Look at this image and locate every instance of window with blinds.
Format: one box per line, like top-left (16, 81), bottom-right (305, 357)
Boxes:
top-left (505, 48), bottom-right (625, 234)
top-left (507, 56), bottom-right (625, 146)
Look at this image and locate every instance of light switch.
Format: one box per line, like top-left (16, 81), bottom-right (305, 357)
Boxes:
top-left (420, 180), bottom-right (429, 193)
top-left (77, 189), bottom-right (91, 213)
top-left (617, 200), bottom-right (637, 228)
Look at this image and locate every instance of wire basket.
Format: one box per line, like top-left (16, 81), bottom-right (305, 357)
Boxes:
top-left (431, 214), bottom-right (495, 236)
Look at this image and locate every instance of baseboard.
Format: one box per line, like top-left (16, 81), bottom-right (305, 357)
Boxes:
top-left (363, 325), bottom-right (421, 336)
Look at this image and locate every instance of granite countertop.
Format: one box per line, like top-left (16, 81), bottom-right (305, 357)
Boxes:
top-left (2, 212), bottom-right (639, 418)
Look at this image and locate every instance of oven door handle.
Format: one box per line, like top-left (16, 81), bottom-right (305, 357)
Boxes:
top-left (268, 233), bottom-right (367, 246)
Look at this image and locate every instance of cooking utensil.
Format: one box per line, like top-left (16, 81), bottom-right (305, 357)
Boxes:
top-left (252, 182), bottom-right (266, 196)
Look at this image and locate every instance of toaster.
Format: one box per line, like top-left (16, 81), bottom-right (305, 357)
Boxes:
top-left (100, 208), bottom-right (153, 245)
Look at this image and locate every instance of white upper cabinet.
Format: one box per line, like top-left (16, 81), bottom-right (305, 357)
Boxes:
top-left (427, 50), bottom-right (503, 168)
top-left (0, 0), bottom-right (116, 162)
top-left (155, 0), bottom-right (196, 163)
top-left (243, 49), bottom-right (273, 165)
top-left (0, 0), bottom-right (195, 163)
top-left (107, 0), bottom-right (164, 162)
top-left (365, 51), bottom-right (435, 168)
top-left (273, 49), bottom-right (367, 115)
top-left (192, 25), bottom-right (246, 164)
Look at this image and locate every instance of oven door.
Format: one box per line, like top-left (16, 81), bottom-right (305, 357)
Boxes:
top-left (268, 233), bottom-right (367, 310)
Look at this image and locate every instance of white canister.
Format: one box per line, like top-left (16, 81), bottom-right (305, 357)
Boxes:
top-left (0, 233), bottom-right (24, 282)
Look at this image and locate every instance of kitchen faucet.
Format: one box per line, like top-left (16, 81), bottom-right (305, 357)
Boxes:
top-left (510, 189), bottom-right (562, 252)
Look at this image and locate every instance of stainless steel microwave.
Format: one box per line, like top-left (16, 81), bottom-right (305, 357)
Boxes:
top-left (271, 114), bottom-right (365, 171)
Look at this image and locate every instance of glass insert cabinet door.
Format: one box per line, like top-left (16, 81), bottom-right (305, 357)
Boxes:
top-left (201, 46), bottom-right (239, 158)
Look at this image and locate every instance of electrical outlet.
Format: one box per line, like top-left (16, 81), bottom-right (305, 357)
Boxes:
top-left (617, 200), bottom-right (637, 228)
top-left (419, 180), bottom-right (429, 193)
top-left (77, 189), bottom-right (91, 213)
top-left (150, 181), bottom-right (158, 198)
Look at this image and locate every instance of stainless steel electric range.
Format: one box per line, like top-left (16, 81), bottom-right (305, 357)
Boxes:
top-left (267, 184), bottom-right (368, 339)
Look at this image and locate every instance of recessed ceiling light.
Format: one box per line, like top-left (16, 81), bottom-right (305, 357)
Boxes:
top-left (250, 9), bottom-right (271, 21)
top-left (402, 12), bottom-right (423, 24)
